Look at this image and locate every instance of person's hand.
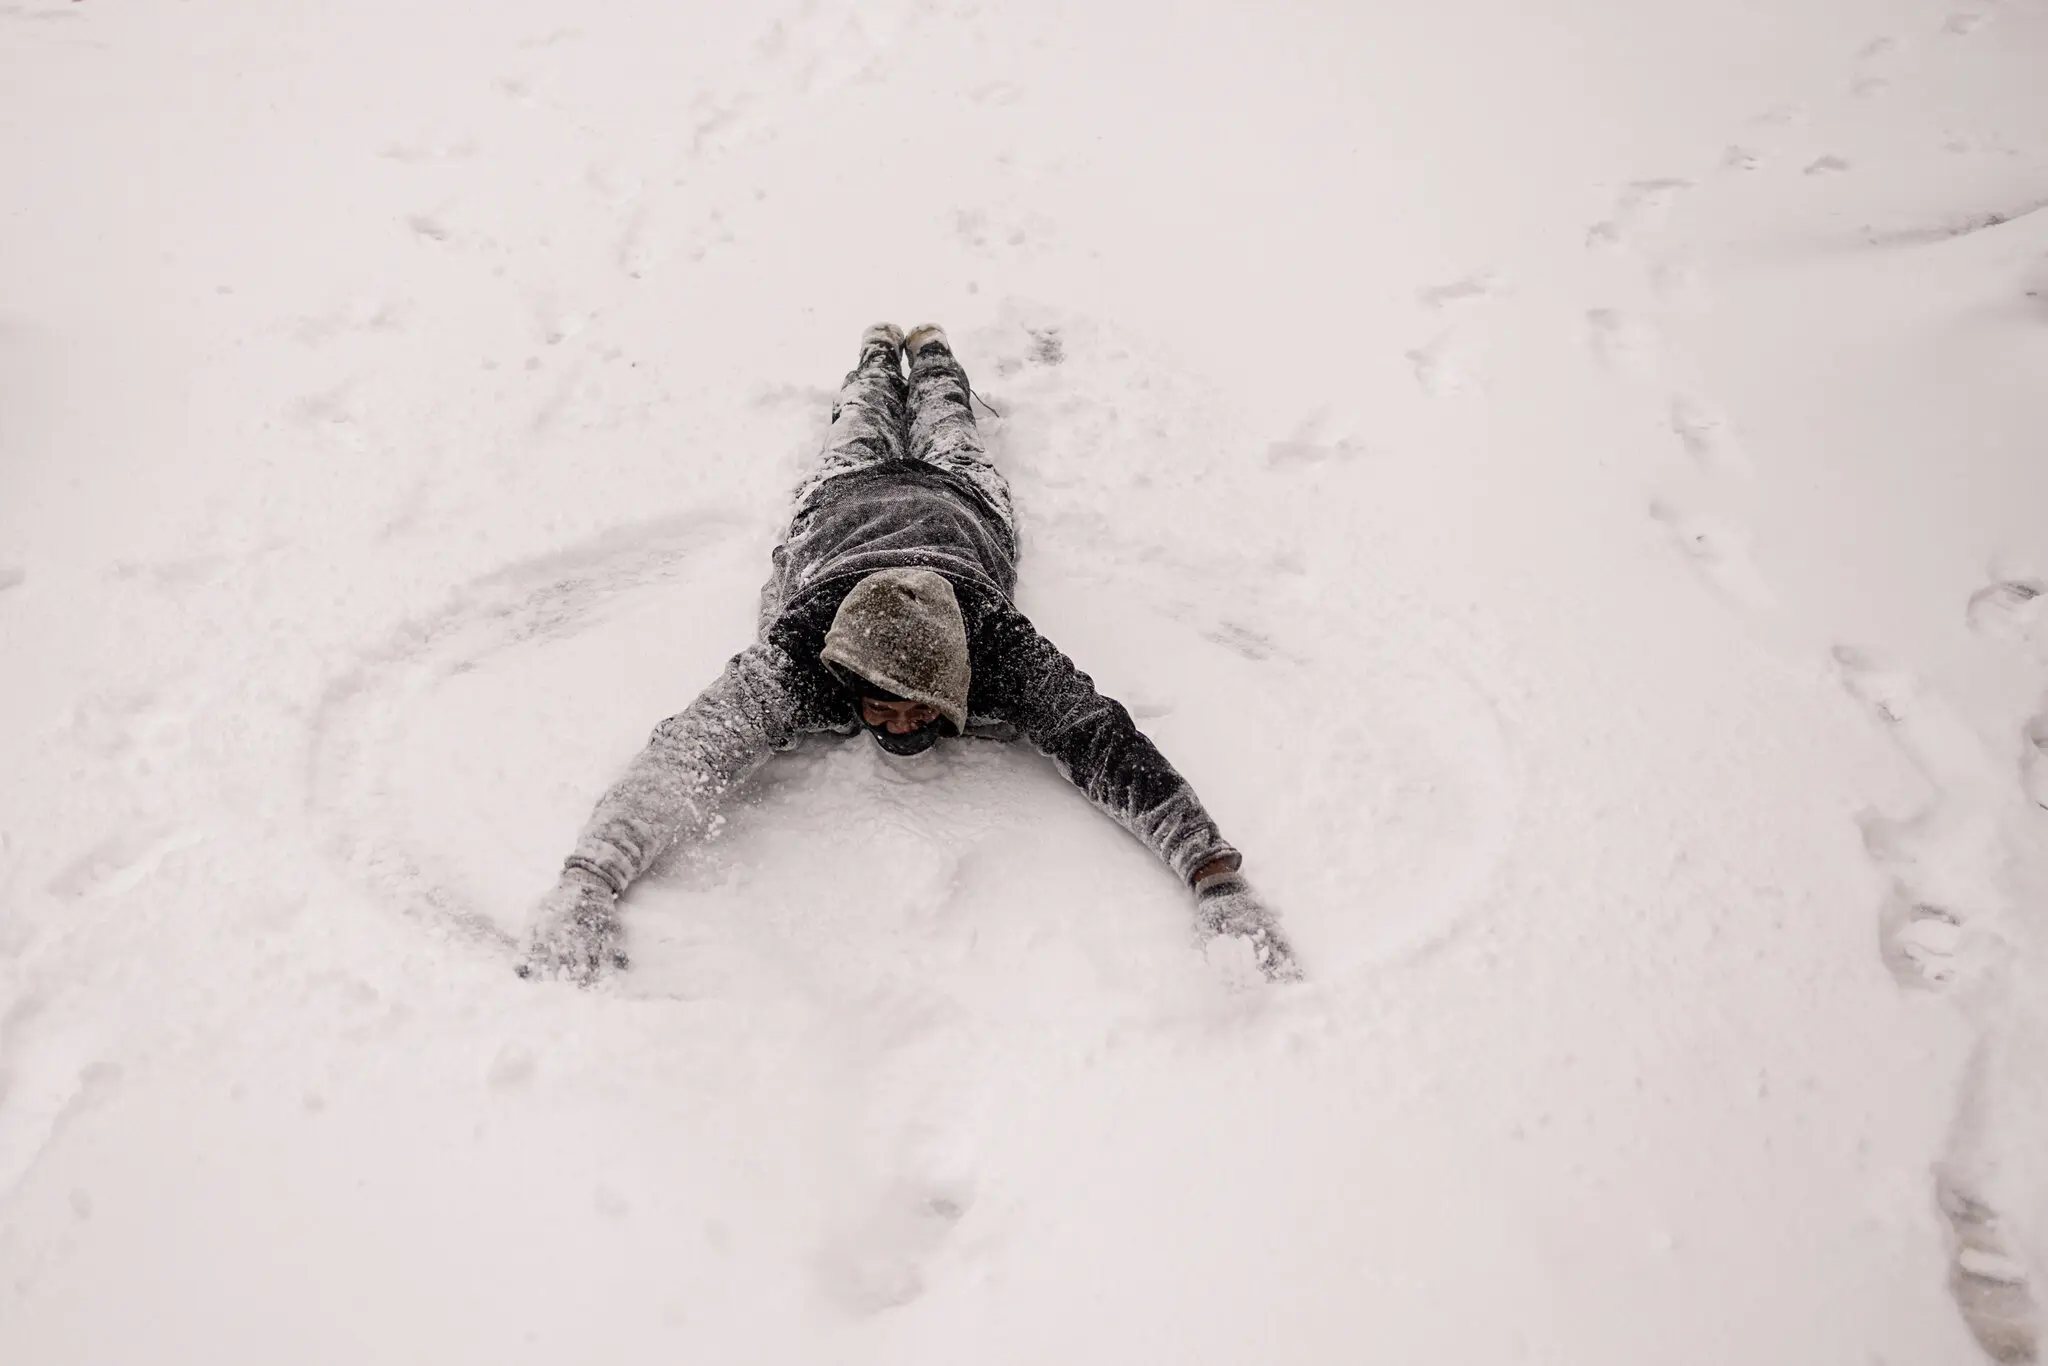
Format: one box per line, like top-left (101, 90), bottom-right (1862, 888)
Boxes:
top-left (516, 867), bottom-right (626, 985)
top-left (1194, 868), bottom-right (1304, 984)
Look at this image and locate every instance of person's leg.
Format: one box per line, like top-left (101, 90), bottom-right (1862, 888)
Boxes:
top-left (904, 325), bottom-right (1016, 534)
top-left (814, 322), bottom-right (910, 481)
top-left (767, 324), bottom-right (910, 632)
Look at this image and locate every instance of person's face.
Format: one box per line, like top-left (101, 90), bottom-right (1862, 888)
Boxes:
top-left (860, 698), bottom-right (940, 734)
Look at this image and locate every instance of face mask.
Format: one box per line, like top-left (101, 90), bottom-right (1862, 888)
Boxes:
top-left (865, 718), bottom-right (943, 756)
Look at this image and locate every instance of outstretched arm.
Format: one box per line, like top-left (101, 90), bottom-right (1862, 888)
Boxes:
top-left (521, 641), bottom-right (805, 982)
top-left (980, 609), bottom-right (1299, 980)
top-left (566, 642), bottom-right (805, 892)
top-left (980, 607), bottom-right (1240, 883)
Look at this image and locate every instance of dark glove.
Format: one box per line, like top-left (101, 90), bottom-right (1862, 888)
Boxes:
top-left (1195, 868), bottom-right (1304, 984)
top-left (516, 866), bottom-right (627, 985)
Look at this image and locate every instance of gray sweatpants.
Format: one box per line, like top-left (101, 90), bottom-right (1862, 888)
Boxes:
top-left (794, 336), bottom-right (1014, 537)
top-left (763, 336), bottom-right (1015, 632)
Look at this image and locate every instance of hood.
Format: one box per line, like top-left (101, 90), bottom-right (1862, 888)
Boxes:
top-left (819, 567), bottom-right (971, 735)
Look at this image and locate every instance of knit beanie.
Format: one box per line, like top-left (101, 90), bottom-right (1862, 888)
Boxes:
top-left (820, 568), bottom-right (971, 734)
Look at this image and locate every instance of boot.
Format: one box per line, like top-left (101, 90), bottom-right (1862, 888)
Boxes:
top-left (904, 323), bottom-right (951, 361)
top-left (859, 322), bottom-right (905, 369)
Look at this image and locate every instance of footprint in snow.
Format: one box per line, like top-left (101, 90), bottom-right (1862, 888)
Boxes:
top-left (1964, 577), bottom-right (2044, 642)
top-left (404, 213), bottom-right (454, 244)
top-left (582, 159), bottom-right (645, 209)
top-left (0, 1009), bottom-right (122, 1203)
top-left (1876, 883), bottom-right (1964, 989)
top-left (1648, 249), bottom-right (1708, 302)
top-left (1403, 335), bottom-right (1470, 397)
top-left (1805, 155), bottom-right (1853, 176)
top-left (64, 688), bottom-right (195, 778)
top-left (1851, 35), bottom-right (1897, 97)
top-left (1833, 645), bottom-right (2006, 790)
top-left (485, 1042), bottom-right (539, 1090)
top-left (1668, 399), bottom-right (1752, 478)
top-left (515, 26), bottom-right (582, 50)
top-left (2022, 716), bottom-right (2048, 810)
top-left (377, 132), bottom-right (478, 164)
top-left (44, 827), bottom-right (203, 900)
top-left (531, 292), bottom-right (594, 348)
top-left (1832, 645), bottom-right (1920, 725)
top-left (614, 198), bottom-right (737, 278)
top-left (1417, 267), bottom-right (1505, 309)
top-left (618, 205), bottom-right (659, 278)
top-left (1857, 806), bottom-right (1999, 994)
top-left (1266, 411), bottom-right (1367, 470)
top-left (1587, 309), bottom-right (1659, 378)
top-left (1938, 1171), bottom-right (2040, 1365)
top-left (288, 295), bottom-right (407, 347)
top-left (1266, 435), bottom-right (1365, 471)
top-left (1203, 620), bottom-right (1279, 662)
top-left (984, 322), bottom-right (1071, 378)
top-left (493, 71), bottom-right (546, 107)
top-left (1619, 179), bottom-right (1696, 215)
top-left (1586, 178), bottom-right (1693, 251)
top-left (1648, 502), bottom-right (1774, 608)
top-left (809, 1177), bottom-right (975, 1315)
top-left (286, 387), bottom-right (369, 453)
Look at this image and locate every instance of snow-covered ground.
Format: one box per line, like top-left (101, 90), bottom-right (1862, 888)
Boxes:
top-left (3, 0), bottom-right (2046, 1360)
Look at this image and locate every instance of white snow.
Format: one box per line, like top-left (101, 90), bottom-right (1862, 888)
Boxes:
top-left (2, 0), bottom-right (2045, 1361)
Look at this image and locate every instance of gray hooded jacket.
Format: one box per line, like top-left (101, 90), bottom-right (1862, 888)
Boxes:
top-left (819, 566), bottom-right (973, 733)
top-left (563, 458), bottom-right (1242, 897)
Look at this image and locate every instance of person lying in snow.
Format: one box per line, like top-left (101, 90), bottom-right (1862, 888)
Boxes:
top-left (519, 323), bottom-right (1302, 985)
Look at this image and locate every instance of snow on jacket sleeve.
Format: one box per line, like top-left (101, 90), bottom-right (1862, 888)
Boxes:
top-left (563, 642), bottom-right (805, 894)
top-left (977, 606), bottom-right (1241, 886)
